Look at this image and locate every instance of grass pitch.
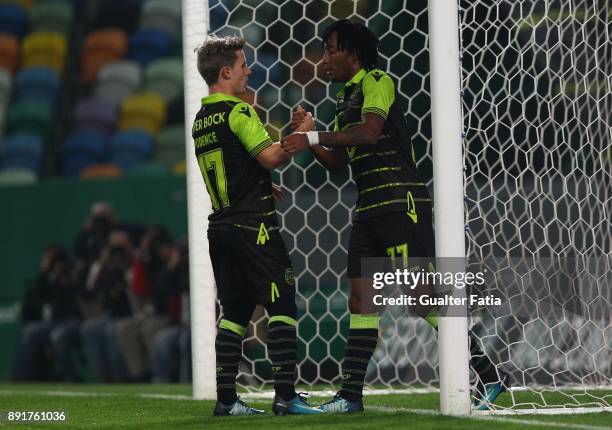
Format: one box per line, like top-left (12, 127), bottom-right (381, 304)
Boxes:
top-left (0, 384), bottom-right (610, 430)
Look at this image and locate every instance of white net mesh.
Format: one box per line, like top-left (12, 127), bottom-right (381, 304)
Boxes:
top-left (460, 0), bottom-right (611, 410)
top-left (205, 0), bottom-right (611, 410)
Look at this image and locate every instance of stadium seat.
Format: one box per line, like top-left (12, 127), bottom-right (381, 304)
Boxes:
top-left (79, 163), bottom-right (123, 180)
top-left (144, 57), bottom-right (182, 102)
top-left (62, 130), bottom-right (107, 176)
top-left (94, 60), bottom-right (141, 104)
top-left (153, 125), bottom-right (184, 168)
top-left (108, 130), bottom-right (153, 170)
top-left (74, 97), bottom-right (118, 136)
top-left (118, 92), bottom-right (166, 135)
top-left (29, 0), bottom-right (74, 35)
top-left (22, 31), bottom-right (67, 73)
top-left (0, 166), bottom-right (36, 185)
top-left (140, 0), bottom-right (182, 36)
top-left (14, 67), bottom-right (60, 100)
top-left (81, 29), bottom-right (128, 83)
top-left (0, 132), bottom-right (43, 173)
top-left (0, 0), bottom-right (33, 11)
top-left (6, 99), bottom-right (52, 140)
top-left (0, 34), bottom-right (19, 73)
top-left (0, 4), bottom-right (27, 38)
top-left (127, 29), bottom-right (172, 66)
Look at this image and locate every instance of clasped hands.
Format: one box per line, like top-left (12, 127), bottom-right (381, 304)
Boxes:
top-left (281, 105), bottom-right (315, 155)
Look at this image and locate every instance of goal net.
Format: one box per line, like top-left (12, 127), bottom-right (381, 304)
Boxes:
top-left (190, 0), bottom-right (611, 412)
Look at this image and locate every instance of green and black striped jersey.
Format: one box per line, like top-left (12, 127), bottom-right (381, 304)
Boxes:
top-left (334, 68), bottom-right (432, 220)
top-left (192, 93), bottom-right (277, 228)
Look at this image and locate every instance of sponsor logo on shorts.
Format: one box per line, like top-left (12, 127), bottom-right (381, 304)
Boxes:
top-left (257, 223), bottom-right (270, 245)
top-left (406, 191), bottom-right (418, 223)
top-left (285, 268), bottom-right (295, 286)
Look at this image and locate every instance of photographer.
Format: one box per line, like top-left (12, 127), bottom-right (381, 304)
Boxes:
top-left (12, 245), bottom-right (82, 381)
top-left (151, 237), bottom-right (191, 383)
top-left (80, 230), bottom-right (134, 382)
top-left (112, 226), bottom-right (177, 381)
top-left (73, 202), bottom-right (116, 286)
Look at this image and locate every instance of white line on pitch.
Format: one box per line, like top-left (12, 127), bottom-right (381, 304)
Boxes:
top-left (369, 406), bottom-right (612, 430)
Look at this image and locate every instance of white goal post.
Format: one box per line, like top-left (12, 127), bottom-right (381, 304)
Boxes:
top-left (428, 0), bottom-right (471, 416)
top-left (182, 0), bottom-right (612, 416)
top-left (181, 0), bottom-right (216, 401)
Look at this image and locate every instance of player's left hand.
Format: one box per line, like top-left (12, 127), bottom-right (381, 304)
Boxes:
top-left (281, 132), bottom-right (310, 155)
top-left (271, 183), bottom-right (285, 202)
top-left (291, 105), bottom-right (306, 131)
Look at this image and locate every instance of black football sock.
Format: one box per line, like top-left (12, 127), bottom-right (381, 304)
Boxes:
top-left (215, 319), bottom-right (246, 405)
top-left (339, 314), bottom-right (380, 402)
top-left (267, 316), bottom-right (298, 401)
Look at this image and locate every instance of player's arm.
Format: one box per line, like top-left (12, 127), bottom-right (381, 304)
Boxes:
top-left (230, 102), bottom-right (312, 170)
top-left (282, 113), bottom-right (383, 162)
top-left (291, 106), bottom-right (348, 173)
top-left (318, 113), bottom-right (384, 147)
top-left (311, 145), bottom-right (348, 173)
top-left (254, 144), bottom-right (290, 170)
top-left (256, 112), bottom-right (315, 169)
top-left (282, 71), bottom-right (394, 152)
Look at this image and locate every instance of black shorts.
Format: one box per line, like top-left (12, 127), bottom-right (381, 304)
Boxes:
top-left (208, 224), bottom-right (295, 305)
top-left (347, 212), bottom-right (435, 278)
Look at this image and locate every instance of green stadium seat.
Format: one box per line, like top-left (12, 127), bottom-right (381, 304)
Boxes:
top-left (140, 0), bottom-right (182, 36)
top-left (153, 125), bottom-right (184, 168)
top-left (144, 57), bottom-right (182, 102)
top-left (6, 99), bottom-right (52, 141)
top-left (29, 0), bottom-right (74, 36)
top-left (0, 67), bottom-right (11, 106)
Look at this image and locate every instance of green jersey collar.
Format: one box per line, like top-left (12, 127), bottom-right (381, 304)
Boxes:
top-left (337, 68), bottom-right (367, 97)
top-left (201, 92), bottom-right (243, 105)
